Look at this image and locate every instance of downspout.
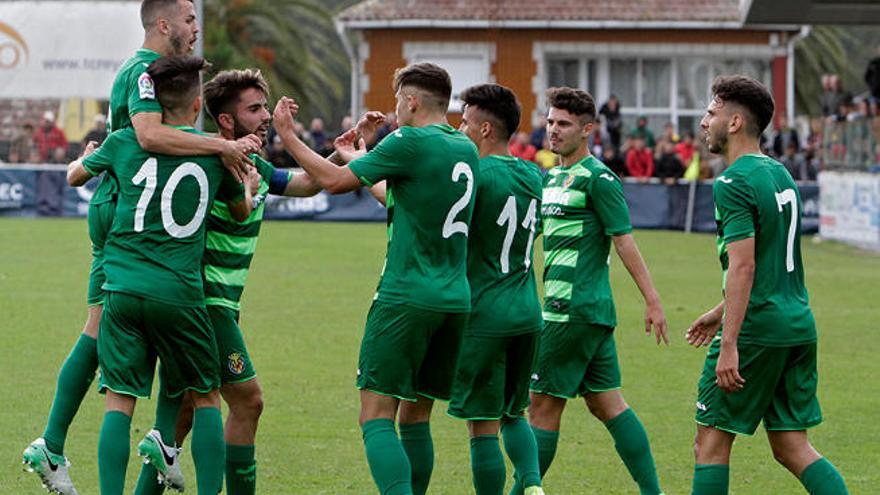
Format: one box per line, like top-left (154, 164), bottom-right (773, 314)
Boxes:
top-left (335, 19), bottom-right (359, 119)
top-left (787, 25), bottom-right (811, 123)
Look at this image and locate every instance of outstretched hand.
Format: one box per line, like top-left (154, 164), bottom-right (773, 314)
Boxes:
top-left (645, 301), bottom-right (669, 345)
top-left (80, 140), bottom-right (98, 158)
top-left (685, 308), bottom-right (723, 348)
top-left (333, 128), bottom-right (367, 164)
top-left (272, 97), bottom-right (300, 133)
top-left (355, 111), bottom-right (386, 145)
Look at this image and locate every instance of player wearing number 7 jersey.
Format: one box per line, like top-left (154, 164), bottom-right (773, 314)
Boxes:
top-left (686, 75), bottom-right (848, 495)
top-left (67, 56), bottom-right (251, 495)
top-left (272, 62), bottom-right (479, 495)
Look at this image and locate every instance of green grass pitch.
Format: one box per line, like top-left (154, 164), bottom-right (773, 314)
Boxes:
top-left (2, 217), bottom-right (877, 493)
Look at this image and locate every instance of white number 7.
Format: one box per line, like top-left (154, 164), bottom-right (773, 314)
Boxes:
top-left (775, 188), bottom-right (797, 273)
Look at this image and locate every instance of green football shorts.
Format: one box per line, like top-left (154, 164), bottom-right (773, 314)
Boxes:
top-left (695, 338), bottom-right (823, 435)
top-left (448, 331), bottom-right (540, 420)
top-left (356, 300), bottom-right (467, 402)
top-left (86, 200), bottom-right (115, 306)
top-left (530, 322), bottom-right (621, 398)
top-left (98, 291), bottom-right (220, 398)
top-left (208, 305), bottom-right (256, 385)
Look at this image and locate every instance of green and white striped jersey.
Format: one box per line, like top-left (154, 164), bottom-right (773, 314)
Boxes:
top-left (203, 155), bottom-right (292, 312)
top-left (541, 155), bottom-right (632, 327)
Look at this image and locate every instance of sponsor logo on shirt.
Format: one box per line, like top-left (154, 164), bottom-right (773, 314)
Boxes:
top-left (563, 175), bottom-right (576, 188)
top-left (138, 72), bottom-right (155, 100)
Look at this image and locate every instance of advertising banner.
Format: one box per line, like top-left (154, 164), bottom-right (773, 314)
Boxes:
top-left (0, 168), bottom-right (38, 216)
top-left (818, 172), bottom-right (880, 249)
top-left (0, 1), bottom-right (142, 98)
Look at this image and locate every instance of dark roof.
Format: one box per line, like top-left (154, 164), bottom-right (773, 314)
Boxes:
top-left (338, 0), bottom-right (742, 24)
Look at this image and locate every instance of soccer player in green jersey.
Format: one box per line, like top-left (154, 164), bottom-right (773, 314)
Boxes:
top-left (137, 68), bottom-right (322, 495)
top-left (272, 62), bottom-right (479, 495)
top-left (66, 55), bottom-right (251, 495)
top-left (686, 76), bottom-right (849, 495)
top-left (447, 84), bottom-right (545, 495)
top-left (528, 87), bottom-right (669, 495)
top-left (24, 2), bottom-right (257, 493)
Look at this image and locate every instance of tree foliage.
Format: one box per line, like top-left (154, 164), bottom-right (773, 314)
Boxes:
top-left (795, 26), bottom-right (863, 116)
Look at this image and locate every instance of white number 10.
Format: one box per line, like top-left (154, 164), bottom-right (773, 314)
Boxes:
top-left (132, 158), bottom-right (209, 238)
top-left (775, 188), bottom-right (797, 273)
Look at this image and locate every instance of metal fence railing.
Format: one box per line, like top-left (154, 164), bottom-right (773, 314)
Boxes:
top-left (821, 118), bottom-right (879, 170)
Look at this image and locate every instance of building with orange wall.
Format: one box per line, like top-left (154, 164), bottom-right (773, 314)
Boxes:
top-left (336, 0), bottom-right (804, 136)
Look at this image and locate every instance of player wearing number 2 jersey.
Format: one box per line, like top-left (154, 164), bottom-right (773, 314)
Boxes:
top-left (447, 84), bottom-right (545, 495)
top-left (272, 63), bottom-right (479, 495)
top-left (67, 56), bottom-right (251, 495)
top-left (686, 75), bottom-right (848, 495)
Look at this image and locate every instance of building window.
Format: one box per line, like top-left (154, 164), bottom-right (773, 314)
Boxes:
top-left (547, 57), bottom-right (596, 92)
top-left (402, 42), bottom-right (494, 112)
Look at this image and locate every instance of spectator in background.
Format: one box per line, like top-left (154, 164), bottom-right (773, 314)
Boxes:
top-left (602, 146), bottom-right (626, 178)
top-left (268, 134), bottom-right (299, 168)
top-left (781, 141), bottom-right (816, 181)
top-left (628, 115), bottom-right (655, 149)
top-left (534, 135), bottom-right (556, 171)
top-left (772, 114), bottom-right (800, 158)
top-left (657, 122), bottom-right (679, 147)
top-left (8, 121), bottom-right (36, 163)
top-left (50, 146), bottom-right (68, 164)
top-left (654, 140), bottom-right (684, 183)
top-left (866, 46), bottom-right (880, 101)
top-left (599, 94), bottom-right (623, 150)
top-left (83, 114), bottom-right (108, 147)
top-left (675, 130), bottom-right (696, 165)
top-left (625, 136), bottom-right (654, 179)
top-left (509, 131), bottom-right (537, 162)
top-left (530, 116), bottom-right (547, 149)
top-left (340, 115), bottom-right (353, 134)
top-left (308, 117), bottom-right (334, 156)
top-left (33, 111), bottom-right (67, 162)
top-left (822, 74), bottom-right (850, 120)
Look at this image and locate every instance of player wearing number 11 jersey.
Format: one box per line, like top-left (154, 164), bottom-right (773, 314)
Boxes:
top-left (686, 75), bottom-right (848, 495)
top-left (67, 56), bottom-right (250, 495)
top-left (272, 62), bottom-right (479, 495)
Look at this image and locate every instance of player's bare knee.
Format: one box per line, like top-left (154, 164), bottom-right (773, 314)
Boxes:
top-left (528, 393), bottom-right (564, 430)
top-left (398, 397), bottom-right (433, 424)
top-left (192, 389), bottom-right (221, 409)
top-left (83, 304), bottom-right (103, 337)
top-left (584, 391), bottom-right (627, 423)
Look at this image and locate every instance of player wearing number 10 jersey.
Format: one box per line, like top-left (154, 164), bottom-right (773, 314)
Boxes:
top-left (686, 75), bottom-right (848, 495)
top-left (271, 62), bottom-right (479, 495)
top-left (67, 56), bottom-right (250, 495)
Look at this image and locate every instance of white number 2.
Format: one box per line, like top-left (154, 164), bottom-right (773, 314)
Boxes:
top-left (442, 162), bottom-right (474, 238)
top-left (775, 188), bottom-right (797, 273)
top-left (132, 158), bottom-right (209, 238)
top-left (496, 196), bottom-right (538, 274)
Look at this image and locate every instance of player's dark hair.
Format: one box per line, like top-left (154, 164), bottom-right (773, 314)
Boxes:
top-left (204, 69), bottom-right (270, 123)
top-left (460, 84), bottom-right (521, 141)
top-left (546, 87), bottom-right (597, 123)
top-left (393, 62), bottom-right (452, 110)
top-left (147, 55), bottom-right (210, 113)
top-left (711, 75), bottom-right (775, 137)
top-left (141, 0), bottom-right (192, 28)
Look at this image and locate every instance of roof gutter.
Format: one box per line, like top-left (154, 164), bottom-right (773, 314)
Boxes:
top-left (335, 18), bottom-right (359, 120)
top-left (337, 18), bottom-right (800, 31)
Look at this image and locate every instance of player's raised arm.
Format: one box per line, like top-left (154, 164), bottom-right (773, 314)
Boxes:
top-left (131, 112), bottom-right (260, 183)
top-left (612, 234), bottom-right (669, 344)
top-left (66, 140), bottom-right (99, 186)
top-left (272, 97), bottom-right (362, 194)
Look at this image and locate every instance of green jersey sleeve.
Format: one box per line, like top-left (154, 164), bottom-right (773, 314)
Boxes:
top-left (253, 155), bottom-right (277, 181)
top-left (128, 70), bottom-right (162, 118)
top-left (714, 177), bottom-right (756, 243)
top-left (592, 171), bottom-right (632, 236)
top-left (82, 132), bottom-right (122, 176)
top-left (348, 129), bottom-right (413, 186)
top-left (215, 169), bottom-right (246, 203)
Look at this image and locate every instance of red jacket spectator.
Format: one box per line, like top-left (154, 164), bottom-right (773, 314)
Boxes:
top-left (509, 132), bottom-right (537, 162)
top-left (33, 111), bottom-right (67, 162)
top-left (626, 146), bottom-right (654, 178)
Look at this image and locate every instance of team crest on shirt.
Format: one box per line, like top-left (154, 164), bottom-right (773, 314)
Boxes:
top-left (138, 72), bottom-right (155, 99)
top-left (228, 352), bottom-right (245, 375)
top-left (563, 174), bottom-right (576, 188)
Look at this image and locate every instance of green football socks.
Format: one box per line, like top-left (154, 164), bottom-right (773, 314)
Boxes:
top-left (532, 426), bottom-right (559, 478)
top-left (192, 406), bottom-right (225, 495)
top-left (362, 419), bottom-right (413, 495)
top-left (691, 464), bottom-right (729, 495)
top-left (98, 410), bottom-right (131, 495)
top-left (399, 421), bottom-right (433, 495)
top-left (502, 416), bottom-right (541, 493)
top-left (134, 377), bottom-right (182, 495)
top-left (227, 443), bottom-right (257, 495)
top-left (43, 333), bottom-right (98, 455)
top-left (800, 457), bottom-right (849, 495)
top-left (605, 408), bottom-right (662, 495)
top-left (470, 435), bottom-right (506, 495)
